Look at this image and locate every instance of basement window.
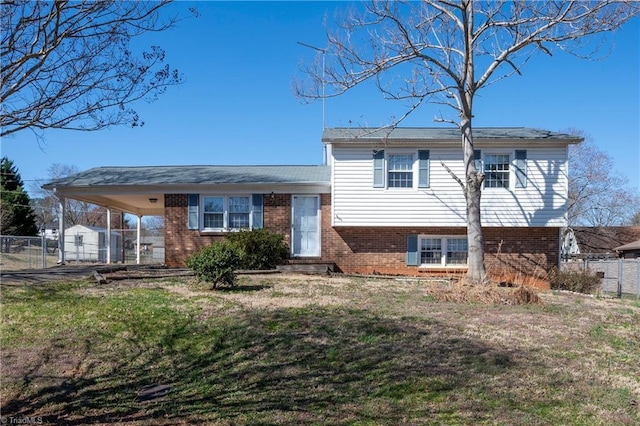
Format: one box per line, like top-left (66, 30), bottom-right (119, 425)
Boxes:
top-left (419, 236), bottom-right (468, 267)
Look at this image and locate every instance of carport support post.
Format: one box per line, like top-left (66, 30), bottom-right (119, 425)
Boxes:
top-left (136, 215), bottom-right (141, 265)
top-left (57, 196), bottom-right (66, 264)
top-left (41, 231), bottom-right (46, 269)
top-left (106, 209), bottom-right (111, 263)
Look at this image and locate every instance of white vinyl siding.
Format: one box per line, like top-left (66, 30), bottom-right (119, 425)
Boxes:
top-left (331, 146), bottom-right (569, 227)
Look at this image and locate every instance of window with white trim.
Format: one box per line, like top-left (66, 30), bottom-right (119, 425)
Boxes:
top-left (484, 154), bottom-right (510, 188)
top-left (419, 236), bottom-right (468, 267)
top-left (387, 154), bottom-right (414, 188)
top-left (202, 195), bottom-right (251, 231)
top-left (373, 150), bottom-right (430, 189)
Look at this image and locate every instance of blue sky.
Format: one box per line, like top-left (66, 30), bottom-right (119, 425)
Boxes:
top-left (2, 1), bottom-right (639, 195)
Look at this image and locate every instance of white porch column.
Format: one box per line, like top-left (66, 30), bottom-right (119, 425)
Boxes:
top-left (57, 195), bottom-right (66, 264)
top-left (136, 215), bottom-right (142, 265)
top-left (106, 208), bottom-right (111, 263)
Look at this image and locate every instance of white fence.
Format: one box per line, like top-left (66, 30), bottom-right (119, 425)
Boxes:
top-left (561, 258), bottom-right (640, 298)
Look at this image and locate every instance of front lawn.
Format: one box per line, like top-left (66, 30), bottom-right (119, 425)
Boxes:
top-left (1, 274), bottom-right (639, 425)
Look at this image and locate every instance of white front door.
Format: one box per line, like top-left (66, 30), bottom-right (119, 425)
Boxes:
top-left (291, 195), bottom-right (320, 257)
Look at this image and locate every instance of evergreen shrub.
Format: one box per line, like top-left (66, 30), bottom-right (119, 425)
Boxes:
top-left (225, 229), bottom-right (289, 270)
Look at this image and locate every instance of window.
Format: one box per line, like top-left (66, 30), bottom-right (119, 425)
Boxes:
top-left (484, 154), bottom-right (510, 188)
top-left (446, 238), bottom-right (468, 265)
top-left (387, 154), bottom-right (413, 188)
top-left (420, 238), bottom-right (442, 265)
top-left (418, 236), bottom-right (468, 267)
top-left (202, 195), bottom-right (252, 231)
top-left (228, 196), bottom-right (250, 228)
top-left (373, 150), bottom-right (429, 189)
top-left (203, 196), bottom-right (224, 228)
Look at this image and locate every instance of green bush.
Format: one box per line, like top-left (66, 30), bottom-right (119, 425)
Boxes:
top-left (185, 241), bottom-right (243, 288)
top-left (549, 267), bottom-right (602, 294)
top-left (225, 229), bottom-right (289, 270)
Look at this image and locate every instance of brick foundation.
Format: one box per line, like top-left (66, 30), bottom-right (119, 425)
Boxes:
top-left (324, 226), bottom-right (557, 286)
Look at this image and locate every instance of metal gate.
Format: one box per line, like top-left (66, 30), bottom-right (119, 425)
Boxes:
top-left (562, 258), bottom-right (640, 298)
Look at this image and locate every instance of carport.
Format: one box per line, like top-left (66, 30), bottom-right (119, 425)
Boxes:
top-left (43, 167), bottom-right (165, 265)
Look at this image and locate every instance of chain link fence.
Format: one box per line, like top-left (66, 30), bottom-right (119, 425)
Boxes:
top-left (1, 232), bottom-right (164, 271)
top-left (561, 258), bottom-right (640, 299)
top-left (0, 235), bottom-right (58, 271)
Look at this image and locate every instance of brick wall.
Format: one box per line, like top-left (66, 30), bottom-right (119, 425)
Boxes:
top-left (164, 194), bottom-right (226, 266)
top-left (165, 193), bottom-right (306, 266)
top-left (264, 193), bottom-right (291, 248)
top-left (484, 227), bottom-right (559, 285)
top-left (326, 225), bottom-right (559, 287)
top-left (165, 193), bottom-right (559, 287)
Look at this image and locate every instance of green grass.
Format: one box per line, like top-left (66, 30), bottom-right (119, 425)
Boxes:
top-left (2, 275), bottom-right (640, 425)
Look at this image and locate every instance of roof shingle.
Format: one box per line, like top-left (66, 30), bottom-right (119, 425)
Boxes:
top-left (44, 165), bottom-right (331, 188)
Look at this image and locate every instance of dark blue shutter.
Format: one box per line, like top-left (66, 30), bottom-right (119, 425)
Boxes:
top-left (474, 149), bottom-right (482, 172)
top-left (187, 194), bottom-right (199, 230)
top-left (515, 150), bottom-right (527, 188)
top-left (418, 150), bottom-right (430, 188)
top-left (252, 194), bottom-right (263, 229)
top-left (406, 235), bottom-right (418, 266)
top-left (373, 150), bottom-right (385, 188)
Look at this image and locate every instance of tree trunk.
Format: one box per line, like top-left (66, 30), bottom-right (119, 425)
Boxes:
top-left (462, 118), bottom-right (487, 283)
top-left (461, 2), bottom-right (486, 283)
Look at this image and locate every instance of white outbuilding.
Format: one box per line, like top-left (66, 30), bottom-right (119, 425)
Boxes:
top-left (64, 225), bottom-right (122, 263)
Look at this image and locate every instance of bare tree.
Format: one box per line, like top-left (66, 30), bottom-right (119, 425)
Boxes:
top-left (567, 131), bottom-right (640, 227)
top-left (1, 0), bottom-right (194, 138)
top-left (295, 0), bottom-right (639, 282)
top-left (31, 164), bottom-right (107, 229)
top-left (143, 216), bottom-right (165, 237)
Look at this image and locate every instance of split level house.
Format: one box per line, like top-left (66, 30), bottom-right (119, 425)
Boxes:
top-left (44, 127), bottom-right (582, 282)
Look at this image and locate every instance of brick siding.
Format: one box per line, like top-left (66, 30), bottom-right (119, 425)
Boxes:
top-left (164, 194), bottom-right (226, 266)
top-left (165, 193), bottom-right (559, 287)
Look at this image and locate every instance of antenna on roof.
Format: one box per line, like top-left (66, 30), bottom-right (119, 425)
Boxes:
top-left (297, 41), bottom-right (326, 130)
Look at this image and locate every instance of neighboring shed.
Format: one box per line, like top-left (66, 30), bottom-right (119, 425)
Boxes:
top-left (65, 225), bottom-right (122, 263)
top-left (140, 235), bottom-right (165, 263)
top-left (614, 239), bottom-right (640, 259)
top-left (562, 227), bottom-right (640, 259)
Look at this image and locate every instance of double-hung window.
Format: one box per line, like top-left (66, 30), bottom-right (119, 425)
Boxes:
top-left (373, 150), bottom-right (430, 189)
top-left (418, 236), bottom-right (468, 267)
top-left (445, 238), bottom-right (468, 265)
top-left (228, 196), bottom-right (250, 228)
top-left (420, 238), bottom-right (442, 265)
top-left (484, 154), bottom-right (510, 188)
top-left (203, 196), bottom-right (225, 229)
top-left (387, 154), bottom-right (414, 188)
top-left (203, 195), bottom-right (251, 231)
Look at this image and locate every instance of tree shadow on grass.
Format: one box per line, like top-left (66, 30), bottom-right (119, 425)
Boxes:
top-left (3, 305), bottom-right (525, 425)
top-left (217, 284), bottom-right (272, 292)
